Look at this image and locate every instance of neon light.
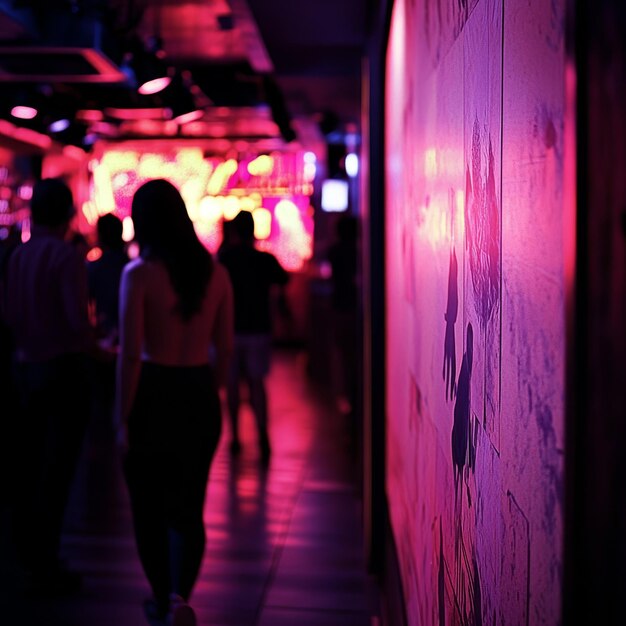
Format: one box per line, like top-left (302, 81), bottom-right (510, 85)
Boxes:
top-left (321, 179), bottom-right (348, 212)
top-left (239, 196), bottom-right (256, 212)
top-left (274, 199), bottom-right (299, 225)
top-left (247, 155), bottom-right (274, 176)
top-left (89, 147), bottom-right (315, 268)
top-left (138, 76), bottom-right (171, 95)
top-left (11, 105), bottom-right (37, 119)
top-left (303, 162), bottom-right (316, 182)
top-left (49, 118), bottom-right (70, 133)
top-left (82, 200), bottom-right (98, 226)
top-left (252, 208), bottom-right (272, 240)
top-left (223, 195), bottom-right (241, 220)
top-left (175, 109), bottom-right (204, 125)
top-left (18, 185), bottom-right (33, 200)
top-left (21, 218), bottom-right (30, 243)
top-left (122, 216), bottom-right (134, 242)
top-left (76, 109), bottom-right (104, 122)
top-left (198, 196), bottom-right (223, 223)
top-left (86, 246), bottom-right (102, 262)
top-left (345, 153), bottom-right (359, 177)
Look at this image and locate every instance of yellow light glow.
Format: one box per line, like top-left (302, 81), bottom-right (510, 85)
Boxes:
top-left (247, 155), bottom-right (274, 176)
top-left (138, 154), bottom-right (167, 179)
top-left (102, 151), bottom-right (139, 174)
top-left (82, 200), bottom-right (99, 226)
top-left (176, 148), bottom-right (205, 168)
top-left (206, 159), bottom-right (238, 195)
top-left (249, 192), bottom-right (263, 208)
top-left (198, 196), bottom-right (223, 223)
top-left (93, 163), bottom-right (116, 215)
top-left (274, 199), bottom-right (299, 226)
top-left (181, 178), bottom-right (203, 204)
top-left (223, 195), bottom-right (240, 220)
top-left (239, 196), bottom-right (255, 212)
top-left (252, 208), bottom-right (272, 240)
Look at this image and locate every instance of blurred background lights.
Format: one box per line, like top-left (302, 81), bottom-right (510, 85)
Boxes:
top-left (122, 216), bottom-right (135, 242)
top-left (49, 118), bottom-right (71, 133)
top-left (247, 155), bottom-right (274, 176)
top-left (274, 199), bottom-right (299, 225)
top-left (198, 196), bottom-right (223, 223)
top-left (11, 105), bottom-right (37, 120)
top-left (252, 208), bottom-right (272, 240)
top-left (345, 153), bottom-right (359, 177)
top-left (223, 195), bottom-right (240, 220)
top-left (321, 179), bottom-right (348, 212)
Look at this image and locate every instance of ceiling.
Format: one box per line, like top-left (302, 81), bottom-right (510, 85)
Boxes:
top-left (0, 0), bottom-right (374, 154)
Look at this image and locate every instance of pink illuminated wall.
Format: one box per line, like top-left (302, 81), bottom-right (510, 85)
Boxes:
top-left (384, 0), bottom-right (567, 623)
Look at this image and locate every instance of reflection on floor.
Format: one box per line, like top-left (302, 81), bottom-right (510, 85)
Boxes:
top-left (3, 349), bottom-right (380, 625)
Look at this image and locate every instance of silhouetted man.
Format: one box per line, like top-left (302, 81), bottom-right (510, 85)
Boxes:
top-left (218, 210), bottom-right (289, 462)
top-left (3, 178), bottom-right (93, 593)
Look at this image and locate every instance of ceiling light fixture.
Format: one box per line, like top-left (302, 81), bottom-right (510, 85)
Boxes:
top-left (123, 48), bottom-right (171, 95)
top-left (48, 118), bottom-right (71, 133)
top-left (11, 105), bottom-right (38, 120)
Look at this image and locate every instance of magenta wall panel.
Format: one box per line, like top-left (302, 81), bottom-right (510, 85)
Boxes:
top-left (385, 1), bottom-right (566, 624)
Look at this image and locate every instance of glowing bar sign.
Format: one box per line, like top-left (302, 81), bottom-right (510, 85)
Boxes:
top-left (87, 145), bottom-right (315, 271)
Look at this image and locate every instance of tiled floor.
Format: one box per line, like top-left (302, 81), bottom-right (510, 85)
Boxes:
top-left (2, 348), bottom-right (380, 625)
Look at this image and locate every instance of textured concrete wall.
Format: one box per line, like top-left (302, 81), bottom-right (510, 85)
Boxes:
top-left (384, 1), bottom-right (567, 624)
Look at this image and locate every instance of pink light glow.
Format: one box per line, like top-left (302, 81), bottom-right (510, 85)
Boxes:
top-left (11, 105), bottom-right (37, 120)
top-left (86, 246), bottom-right (102, 262)
top-left (174, 109), bottom-right (205, 125)
top-left (138, 76), bottom-right (171, 95)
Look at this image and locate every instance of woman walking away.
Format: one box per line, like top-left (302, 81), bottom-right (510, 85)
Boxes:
top-left (116, 179), bottom-right (233, 626)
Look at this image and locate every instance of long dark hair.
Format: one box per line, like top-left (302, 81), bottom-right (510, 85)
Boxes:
top-left (132, 179), bottom-right (213, 321)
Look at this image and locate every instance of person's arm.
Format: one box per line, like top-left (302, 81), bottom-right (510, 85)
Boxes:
top-left (212, 266), bottom-right (234, 389)
top-left (115, 262), bottom-right (144, 449)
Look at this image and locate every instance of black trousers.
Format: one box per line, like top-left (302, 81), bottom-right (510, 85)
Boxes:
top-left (123, 362), bottom-right (221, 610)
top-left (11, 354), bottom-right (90, 572)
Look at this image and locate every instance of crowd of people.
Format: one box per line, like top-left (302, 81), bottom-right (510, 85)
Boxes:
top-left (0, 177), bottom-right (292, 626)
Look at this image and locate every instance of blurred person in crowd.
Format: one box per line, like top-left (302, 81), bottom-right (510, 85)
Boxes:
top-left (88, 212), bottom-right (129, 346)
top-left (218, 209), bottom-right (289, 463)
top-left (87, 213), bottom-right (129, 427)
top-left (0, 227), bottom-right (21, 501)
top-left (69, 231), bottom-right (90, 259)
top-left (2, 178), bottom-right (94, 594)
top-left (116, 179), bottom-right (233, 626)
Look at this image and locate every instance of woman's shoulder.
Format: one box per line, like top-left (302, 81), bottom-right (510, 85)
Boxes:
top-left (122, 257), bottom-right (164, 282)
